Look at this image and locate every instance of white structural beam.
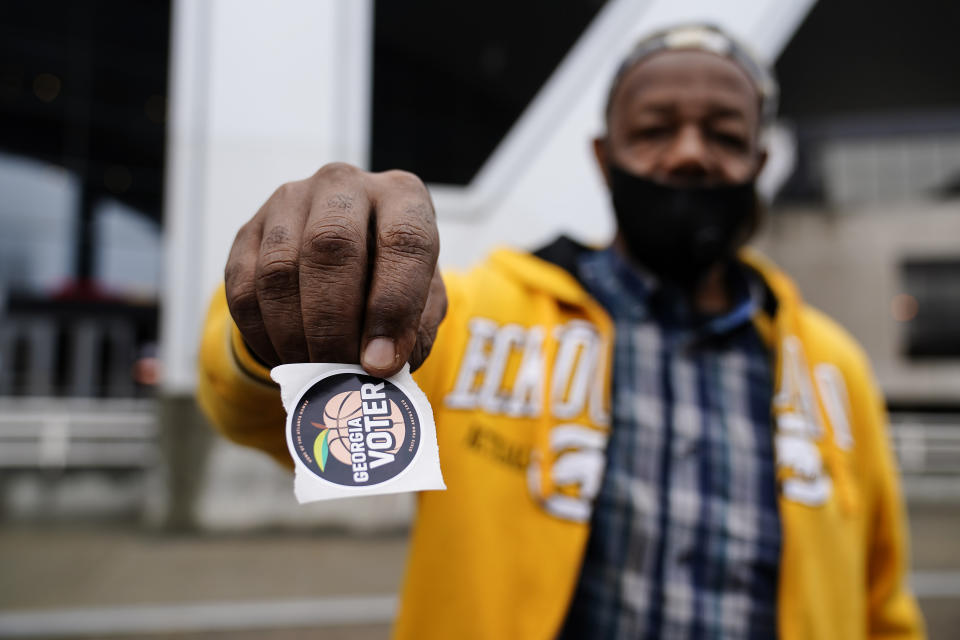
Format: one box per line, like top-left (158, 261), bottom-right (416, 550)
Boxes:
top-left (433, 0), bottom-right (817, 267)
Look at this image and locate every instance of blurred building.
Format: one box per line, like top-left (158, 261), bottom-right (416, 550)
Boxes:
top-left (0, 1), bottom-right (168, 527)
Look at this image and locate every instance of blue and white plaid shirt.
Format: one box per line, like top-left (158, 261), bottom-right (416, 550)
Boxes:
top-left (559, 247), bottom-right (782, 639)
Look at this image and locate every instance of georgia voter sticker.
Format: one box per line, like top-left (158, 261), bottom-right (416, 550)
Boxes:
top-left (289, 372), bottom-right (421, 487)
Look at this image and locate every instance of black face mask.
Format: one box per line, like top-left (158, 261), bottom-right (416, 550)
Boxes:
top-left (608, 164), bottom-right (758, 290)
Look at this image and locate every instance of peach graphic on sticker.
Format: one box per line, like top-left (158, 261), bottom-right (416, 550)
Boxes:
top-left (312, 390), bottom-right (406, 469)
top-left (291, 373), bottom-right (421, 487)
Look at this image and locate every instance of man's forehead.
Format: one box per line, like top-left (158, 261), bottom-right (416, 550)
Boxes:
top-left (613, 49), bottom-right (760, 117)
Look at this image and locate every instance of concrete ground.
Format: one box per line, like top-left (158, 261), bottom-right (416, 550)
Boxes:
top-left (0, 529), bottom-right (406, 610)
top-left (0, 528), bottom-right (402, 639)
top-left (66, 630), bottom-right (391, 640)
top-left (1, 502), bottom-right (958, 639)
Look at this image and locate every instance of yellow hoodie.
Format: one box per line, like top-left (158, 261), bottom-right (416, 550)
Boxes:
top-left (197, 242), bottom-right (923, 640)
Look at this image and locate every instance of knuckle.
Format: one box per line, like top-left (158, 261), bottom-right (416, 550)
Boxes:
top-left (303, 328), bottom-right (353, 345)
top-left (223, 259), bottom-right (248, 290)
top-left (263, 181), bottom-right (312, 224)
top-left (382, 169), bottom-right (426, 193)
top-left (403, 199), bottom-right (436, 225)
top-left (232, 220), bottom-right (261, 253)
top-left (261, 224), bottom-right (293, 250)
top-left (314, 162), bottom-right (360, 183)
top-left (302, 222), bottom-right (363, 266)
top-left (369, 287), bottom-right (422, 326)
top-left (255, 253), bottom-right (299, 293)
top-left (303, 324), bottom-right (360, 362)
top-left (380, 223), bottom-right (437, 263)
top-left (225, 282), bottom-right (261, 325)
top-left (323, 192), bottom-right (355, 213)
top-left (410, 325), bottom-right (437, 371)
top-left (272, 182), bottom-right (294, 201)
top-left (417, 323), bottom-right (436, 354)
top-left (432, 285), bottom-right (449, 323)
top-left (270, 180), bottom-right (305, 206)
top-left (234, 220), bottom-right (255, 241)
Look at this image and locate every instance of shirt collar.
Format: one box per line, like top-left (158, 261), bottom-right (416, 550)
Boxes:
top-left (577, 245), bottom-right (763, 337)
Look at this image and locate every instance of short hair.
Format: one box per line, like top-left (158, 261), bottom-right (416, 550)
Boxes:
top-left (604, 23), bottom-right (779, 127)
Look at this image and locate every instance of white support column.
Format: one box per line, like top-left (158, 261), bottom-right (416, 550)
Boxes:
top-left (160, 0), bottom-right (372, 393)
top-left (159, 0), bottom-right (212, 395)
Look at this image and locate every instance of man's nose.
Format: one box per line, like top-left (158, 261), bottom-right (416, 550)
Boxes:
top-left (662, 124), bottom-right (711, 181)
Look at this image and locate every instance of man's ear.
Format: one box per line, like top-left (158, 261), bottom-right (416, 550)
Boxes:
top-left (754, 148), bottom-right (768, 179)
top-left (593, 136), bottom-right (612, 187)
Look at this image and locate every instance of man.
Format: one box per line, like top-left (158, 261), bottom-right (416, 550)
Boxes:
top-left (198, 24), bottom-right (923, 639)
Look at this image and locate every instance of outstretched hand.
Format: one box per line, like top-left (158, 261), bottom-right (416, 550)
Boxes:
top-left (224, 163), bottom-right (446, 378)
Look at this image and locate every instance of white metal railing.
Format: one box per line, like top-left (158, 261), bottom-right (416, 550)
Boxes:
top-left (0, 402), bottom-right (955, 488)
top-left (0, 398), bottom-right (157, 470)
top-left (890, 414), bottom-right (960, 501)
top-left (891, 416), bottom-right (960, 475)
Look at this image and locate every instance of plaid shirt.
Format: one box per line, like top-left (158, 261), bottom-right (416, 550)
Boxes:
top-left (559, 247), bottom-right (781, 640)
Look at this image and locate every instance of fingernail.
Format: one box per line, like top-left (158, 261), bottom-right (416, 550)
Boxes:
top-left (363, 337), bottom-right (396, 370)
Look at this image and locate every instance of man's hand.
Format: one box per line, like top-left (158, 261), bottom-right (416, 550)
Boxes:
top-left (224, 163), bottom-right (446, 378)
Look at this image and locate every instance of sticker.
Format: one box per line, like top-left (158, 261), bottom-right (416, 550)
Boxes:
top-left (290, 372), bottom-right (421, 486)
top-left (273, 363), bottom-right (445, 502)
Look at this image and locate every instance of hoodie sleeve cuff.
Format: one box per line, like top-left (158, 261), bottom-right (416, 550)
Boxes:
top-left (229, 324), bottom-right (274, 384)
